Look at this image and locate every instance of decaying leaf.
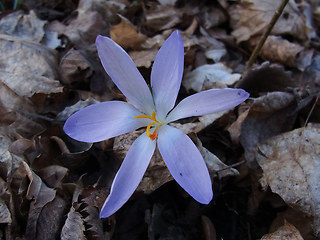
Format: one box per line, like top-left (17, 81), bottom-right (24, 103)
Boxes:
top-left (240, 91), bottom-right (296, 168)
top-left (259, 36), bottom-right (304, 67)
top-left (0, 34), bottom-right (62, 98)
top-left (256, 124), bottom-right (320, 237)
top-left (0, 10), bottom-right (46, 42)
top-left (183, 64), bottom-right (241, 92)
top-left (61, 207), bottom-right (86, 240)
top-left (59, 48), bottom-right (93, 85)
top-left (0, 199), bottom-right (11, 224)
top-left (110, 16), bottom-right (147, 49)
top-left (229, 0), bottom-right (310, 43)
top-left (129, 49), bottom-right (158, 68)
top-left (261, 222), bottom-right (303, 240)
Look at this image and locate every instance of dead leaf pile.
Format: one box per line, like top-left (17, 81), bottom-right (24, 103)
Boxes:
top-left (0, 0), bottom-right (319, 239)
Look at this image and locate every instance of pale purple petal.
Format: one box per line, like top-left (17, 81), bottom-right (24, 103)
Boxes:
top-left (166, 88), bottom-right (249, 122)
top-left (157, 125), bottom-right (213, 204)
top-left (64, 101), bottom-right (151, 143)
top-left (96, 35), bottom-right (154, 114)
top-left (100, 133), bottom-right (156, 218)
top-left (151, 30), bottom-right (184, 120)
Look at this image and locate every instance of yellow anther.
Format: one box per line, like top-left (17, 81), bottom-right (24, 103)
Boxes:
top-left (133, 110), bottom-right (161, 141)
top-left (133, 110), bottom-right (158, 122)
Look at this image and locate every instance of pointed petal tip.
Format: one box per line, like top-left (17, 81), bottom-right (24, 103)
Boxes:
top-left (237, 89), bottom-right (250, 100)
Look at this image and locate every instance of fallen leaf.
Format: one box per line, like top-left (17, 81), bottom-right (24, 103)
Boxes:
top-left (0, 34), bottom-right (62, 98)
top-left (259, 36), bottom-right (304, 67)
top-left (261, 222), bottom-right (303, 240)
top-left (229, 0), bottom-right (310, 43)
top-left (183, 64), bottom-right (241, 92)
top-left (0, 10), bottom-right (46, 42)
top-left (61, 207), bottom-right (86, 240)
top-left (256, 124), bottom-right (320, 237)
top-left (240, 92), bottom-right (297, 168)
top-left (59, 48), bottom-right (93, 85)
top-left (129, 49), bottom-right (158, 68)
top-left (110, 16), bottom-right (147, 49)
top-left (0, 199), bottom-right (11, 224)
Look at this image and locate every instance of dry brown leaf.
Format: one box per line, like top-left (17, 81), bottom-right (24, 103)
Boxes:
top-left (22, 162), bottom-right (56, 208)
top-left (0, 10), bottom-right (46, 42)
top-left (183, 64), bottom-right (241, 92)
top-left (110, 16), bottom-right (147, 49)
top-left (48, 10), bottom-right (107, 47)
top-left (240, 92), bottom-right (296, 168)
top-left (271, 208), bottom-right (316, 240)
top-left (37, 165), bottom-right (68, 189)
top-left (60, 48), bottom-right (93, 85)
top-left (34, 196), bottom-right (68, 240)
top-left (0, 34), bottom-right (62, 98)
top-left (259, 36), bottom-right (304, 67)
top-left (236, 62), bottom-right (295, 93)
top-left (129, 49), bottom-right (158, 68)
top-left (256, 124), bottom-right (320, 237)
top-left (143, 5), bottom-right (182, 31)
top-left (61, 207), bottom-right (86, 240)
top-left (261, 222), bottom-right (303, 240)
top-left (229, 0), bottom-right (309, 43)
top-left (0, 132), bottom-right (24, 182)
top-left (0, 199), bottom-right (11, 224)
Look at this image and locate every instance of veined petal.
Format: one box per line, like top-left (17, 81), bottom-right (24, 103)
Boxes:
top-left (64, 101), bottom-right (151, 143)
top-left (151, 30), bottom-right (184, 120)
top-left (100, 133), bottom-right (156, 218)
top-left (96, 35), bottom-right (154, 114)
top-left (166, 88), bottom-right (249, 122)
top-left (157, 125), bottom-right (213, 204)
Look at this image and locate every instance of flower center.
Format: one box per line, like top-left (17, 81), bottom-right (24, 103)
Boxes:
top-left (133, 110), bottom-right (163, 141)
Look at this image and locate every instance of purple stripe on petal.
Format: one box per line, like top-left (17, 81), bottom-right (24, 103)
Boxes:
top-left (166, 88), bottom-right (249, 122)
top-left (157, 125), bottom-right (213, 204)
top-left (64, 101), bottom-right (151, 143)
top-left (96, 35), bottom-right (154, 115)
top-left (100, 133), bottom-right (156, 218)
top-left (151, 30), bottom-right (184, 120)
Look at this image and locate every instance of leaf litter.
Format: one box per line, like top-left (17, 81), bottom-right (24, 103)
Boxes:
top-left (0, 0), bottom-right (319, 239)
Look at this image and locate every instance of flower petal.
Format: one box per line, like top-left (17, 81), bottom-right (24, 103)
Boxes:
top-left (96, 35), bottom-right (154, 114)
top-left (166, 88), bottom-right (249, 122)
top-left (64, 101), bottom-right (151, 142)
top-left (100, 133), bottom-right (156, 218)
top-left (157, 125), bottom-right (213, 204)
top-left (151, 30), bottom-right (184, 120)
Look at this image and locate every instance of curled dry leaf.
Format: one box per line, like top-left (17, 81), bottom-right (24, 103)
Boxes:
top-left (0, 10), bottom-right (46, 42)
top-left (240, 92), bottom-right (296, 168)
top-left (0, 34), bottom-right (62, 98)
top-left (261, 222), bottom-right (303, 240)
top-left (110, 16), bottom-right (147, 50)
top-left (256, 124), bottom-right (320, 237)
top-left (61, 206), bottom-right (86, 240)
top-left (183, 64), bottom-right (241, 92)
top-left (37, 165), bottom-right (68, 189)
top-left (228, 0), bottom-right (309, 43)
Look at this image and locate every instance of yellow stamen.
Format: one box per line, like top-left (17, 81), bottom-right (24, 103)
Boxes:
top-left (133, 110), bottom-right (161, 141)
top-left (133, 110), bottom-right (158, 122)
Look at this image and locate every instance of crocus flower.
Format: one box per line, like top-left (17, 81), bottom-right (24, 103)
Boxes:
top-left (64, 30), bottom-right (249, 218)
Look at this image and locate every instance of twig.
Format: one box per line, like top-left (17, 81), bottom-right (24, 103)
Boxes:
top-left (243, 0), bottom-right (290, 74)
top-left (304, 95), bottom-right (319, 127)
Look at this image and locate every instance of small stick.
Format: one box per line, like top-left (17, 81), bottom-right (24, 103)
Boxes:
top-left (304, 95), bottom-right (319, 127)
top-left (243, 0), bottom-right (290, 74)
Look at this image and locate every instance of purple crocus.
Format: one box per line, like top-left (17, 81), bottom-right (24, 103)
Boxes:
top-left (64, 30), bottom-right (249, 218)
